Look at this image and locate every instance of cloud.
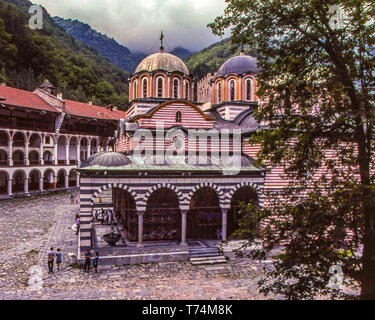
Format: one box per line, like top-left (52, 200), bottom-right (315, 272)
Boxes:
top-left (31, 0), bottom-right (229, 53)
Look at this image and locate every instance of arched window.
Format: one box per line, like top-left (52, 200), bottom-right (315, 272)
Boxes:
top-left (173, 79), bottom-right (179, 99)
top-left (176, 111), bottom-right (182, 123)
top-left (185, 82), bottom-right (189, 100)
top-left (246, 78), bottom-right (252, 101)
top-left (217, 82), bottom-right (222, 103)
top-left (229, 79), bottom-right (235, 101)
top-left (133, 81), bottom-right (137, 99)
top-left (142, 78), bottom-right (148, 98)
top-left (157, 77), bottom-right (163, 98)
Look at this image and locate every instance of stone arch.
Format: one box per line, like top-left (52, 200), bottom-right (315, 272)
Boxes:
top-left (12, 149), bottom-right (25, 165)
top-left (12, 131), bottom-right (26, 147)
top-left (68, 168), bottom-right (77, 187)
top-left (29, 133), bottom-right (42, 147)
top-left (187, 182), bottom-right (225, 207)
top-left (42, 168), bottom-right (55, 190)
top-left (227, 181), bottom-right (263, 208)
top-left (28, 169), bottom-right (41, 191)
top-left (43, 150), bottom-right (53, 164)
top-left (89, 183), bottom-right (137, 204)
top-left (29, 150), bottom-right (39, 165)
top-left (12, 169), bottom-right (26, 192)
top-left (0, 130), bottom-right (10, 146)
top-left (143, 183), bottom-right (184, 209)
top-left (56, 168), bottom-right (67, 188)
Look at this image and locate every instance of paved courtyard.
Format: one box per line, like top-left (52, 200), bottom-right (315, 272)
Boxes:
top-left (0, 192), bottom-right (275, 300)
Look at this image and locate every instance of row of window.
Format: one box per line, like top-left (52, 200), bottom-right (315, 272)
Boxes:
top-left (133, 77), bottom-right (191, 100)
top-left (216, 78), bottom-right (253, 103)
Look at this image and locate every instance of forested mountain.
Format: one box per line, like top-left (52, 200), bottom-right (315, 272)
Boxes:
top-left (0, 0), bottom-right (129, 108)
top-left (53, 17), bottom-right (145, 73)
top-left (184, 38), bottom-right (257, 80)
top-left (170, 46), bottom-right (193, 60)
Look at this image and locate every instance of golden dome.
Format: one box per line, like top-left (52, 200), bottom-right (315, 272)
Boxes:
top-left (135, 51), bottom-right (189, 74)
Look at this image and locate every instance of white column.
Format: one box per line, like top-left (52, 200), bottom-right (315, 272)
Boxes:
top-left (54, 144), bottom-right (58, 165)
top-left (76, 172), bottom-right (80, 187)
top-left (39, 144), bottom-right (44, 165)
top-left (87, 144), bottom-right (91, 158)
top-left (222, 208), bottom-right (228, 241)
top-left (24, 177), bottom-right (29, 194)
top-left (8, 141), bottom-right (13, 166)
top-left (181, 210), bottom-right (187, 245)
top-left (64, 174), bottom-right (69, 188)
top-left (77, 144), bottom-right (81, 165)
top-left (24, 142), bottom-right (29, 166)
top-left (137, 212), bottom-right (144, 248)
top-left (7, 178), bottom-right (12, 196)
top-left (39, 176), bottom-right (43, 191)
top-left (65, 144), bottom-right (70, 165)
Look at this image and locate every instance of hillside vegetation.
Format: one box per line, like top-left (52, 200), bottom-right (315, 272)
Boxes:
top-left (185, 38), bottom-right (256, 79)
top-left (0, 0), bottom-right (129, 108)
top-left (53, 17), bottom-right (145, 73)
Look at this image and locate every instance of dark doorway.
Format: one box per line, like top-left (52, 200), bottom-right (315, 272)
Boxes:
top-left (228, 187), bottom-right (258, 239)
top-left (188, 187), bottom-right (221, 240)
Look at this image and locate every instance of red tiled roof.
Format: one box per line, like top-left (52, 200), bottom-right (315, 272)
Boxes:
top-left (63, 99), bottom-right (127, 120)
top-left (0, 85), bottom-right (127, 120)
top-left (0, 85), bottom-right (58, 113)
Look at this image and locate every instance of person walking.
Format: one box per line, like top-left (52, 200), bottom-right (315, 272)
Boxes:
top-left (76, 216), bottom-right (80, 235)
top-left (92, 252), bottom-right (99, 273)
top-left (84, 250), bottom-right (91, 273)
top-left (56, 248), bottom-right (62, 271)
top-left (47, 247), bottom-right (55, 274)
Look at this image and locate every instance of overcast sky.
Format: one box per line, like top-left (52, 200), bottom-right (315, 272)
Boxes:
top-left (32, 0), bottom-right (229, 54)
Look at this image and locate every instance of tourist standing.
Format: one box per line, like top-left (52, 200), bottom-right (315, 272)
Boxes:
top-left (84, 250), bottom-right (91, 273)
top-left (47, 247), bottom-right (55, 273)
top-left (55, 248), bottom-right (62, 271)
top-left (76, 216), bottom-right (80, 235)
top-left (92, 252), bottom-right (99, 273)
top-left (70, 194), bottom-right (74, 205)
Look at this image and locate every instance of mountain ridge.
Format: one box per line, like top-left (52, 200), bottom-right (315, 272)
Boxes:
top-left (53, 17), bottom-right (146, 73)
top-left (0, 0), bottom-right (130, 108)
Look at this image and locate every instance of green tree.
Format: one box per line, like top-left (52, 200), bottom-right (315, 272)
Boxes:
top-left (210, 0), bottom-right (375, 299)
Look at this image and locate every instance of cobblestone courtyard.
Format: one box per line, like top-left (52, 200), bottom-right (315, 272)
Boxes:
top-left (0, 192), bottom-right (273, 300)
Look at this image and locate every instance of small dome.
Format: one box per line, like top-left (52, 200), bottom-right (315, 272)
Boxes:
top-left (217, 55), bottom-right (259, 76)
top-left (135, 51), bottom-right (189, 74)
top-left (80, 152), bottom-right (131, 168)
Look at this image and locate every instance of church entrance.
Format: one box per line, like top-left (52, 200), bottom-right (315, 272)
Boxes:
top-left (228, 187), bottom-right (258, 239)
top-left (113, 188), bottom-right (138, 241)
top-left (187, 187), bottom-right (221, 240)
top-left (144, 188), bottom-right (181, 241)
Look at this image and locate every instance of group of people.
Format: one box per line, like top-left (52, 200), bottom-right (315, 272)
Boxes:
top-left (83, 250), bottom-right (99, 273)
top-left (47, 247), bottom-right (62, 273)
top-left (94, 209), bottom-right (113, 225)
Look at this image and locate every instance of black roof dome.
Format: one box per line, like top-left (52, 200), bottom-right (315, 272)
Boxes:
top-left (217, 54), bottom-right (259, 77)
top-left (80, 152), bottom-right (131, 168)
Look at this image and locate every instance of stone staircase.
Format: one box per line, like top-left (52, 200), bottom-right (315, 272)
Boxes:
top-left (189, 246), bottom-right (227, 266)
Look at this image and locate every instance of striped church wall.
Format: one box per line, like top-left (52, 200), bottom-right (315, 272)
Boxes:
top-left (78, 174), bottom-right (265, 250)
top-left (137, 103), bottom-right (214, 129)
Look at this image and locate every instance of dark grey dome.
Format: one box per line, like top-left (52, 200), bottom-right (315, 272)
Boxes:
top-left (217, 55), bottom-right (259, 76)
top-left (80, 152), bottom-right (131, 168)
